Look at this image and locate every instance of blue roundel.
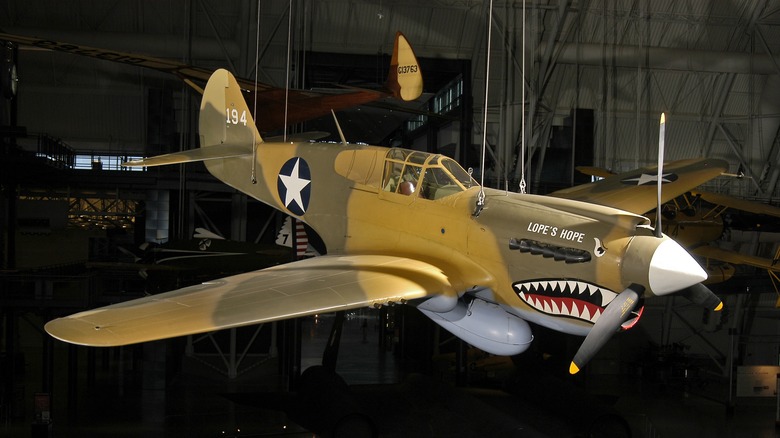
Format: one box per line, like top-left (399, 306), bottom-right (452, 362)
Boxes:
top-left (277, 157), bottom-right (311, 216)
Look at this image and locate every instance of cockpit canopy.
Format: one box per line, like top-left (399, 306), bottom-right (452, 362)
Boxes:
top-left (382, 148), bottom-right (478, 200)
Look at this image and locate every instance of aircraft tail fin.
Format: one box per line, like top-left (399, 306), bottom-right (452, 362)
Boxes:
top-left (385, 32), bottom-right (423, 101)
top-left (200, 68), bottom-right (264, 150)
top-left (124, 69), bottom-right (262, 168)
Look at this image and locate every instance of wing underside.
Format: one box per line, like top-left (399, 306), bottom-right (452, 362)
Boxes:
top-left (693, 246), bottom-right (780, 271)
top-left (45, 255), bottom-right (456, 347)
top-left (693, 190), bottom-right (780, 217)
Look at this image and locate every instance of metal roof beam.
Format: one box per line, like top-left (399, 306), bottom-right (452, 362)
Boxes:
top-left (539, 42), bottom-right (780, 74)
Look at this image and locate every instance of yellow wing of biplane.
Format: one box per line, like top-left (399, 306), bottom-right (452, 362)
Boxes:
top-left (693, 246), bottom-right (779, 271)
top-left (566, 161), bottom-right (780, 278)
top-left (691, 190), bottom-right (780, 218)
top-left (0, 31), bottom-right (422, 132)
top-left (551, 159), bottom-right (729, 214)
top-left (45, 255), bottom-right (458, 346)
top-left (685, 191), bottom-right (780, 273)
top-left (573, 166), bottom-right (615, 179)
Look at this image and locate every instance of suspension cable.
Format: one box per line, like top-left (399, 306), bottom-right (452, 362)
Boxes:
top-left (519, 0), bottom-right (527, 194)
top-left (283, 0), bottom-right (293, 143)
top-left (474, 0), bottom-right (494, 217)
top-left (250, 0), bottom-right (262, 184)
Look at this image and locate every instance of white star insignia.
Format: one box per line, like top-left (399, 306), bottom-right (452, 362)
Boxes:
top-left (623, 173), bottom-right (675, 185)
top-left (279, 158), bottom-right (310, 211)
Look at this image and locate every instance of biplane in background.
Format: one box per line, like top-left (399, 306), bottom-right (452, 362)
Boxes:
top-left (554, 165), bottom-right (780, 284)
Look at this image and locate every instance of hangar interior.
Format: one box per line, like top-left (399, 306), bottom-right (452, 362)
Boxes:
top-left (2, 1), bottom-right (780, 436)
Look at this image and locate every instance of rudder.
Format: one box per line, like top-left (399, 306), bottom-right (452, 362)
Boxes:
top-left (123, 70), bottom-right (259, 169)
top-left (199, 68), bottom-right (264, 150)
top-left (386, 32), bottom-right (423, 102)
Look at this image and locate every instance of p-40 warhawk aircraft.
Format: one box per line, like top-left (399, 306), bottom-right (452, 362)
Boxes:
top-left (45, 69), bottom-right (725, 374)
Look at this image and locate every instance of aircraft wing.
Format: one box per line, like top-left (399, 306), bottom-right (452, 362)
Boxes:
top-left (693, 246), bottom-right (780, 271)
top-left (1, 31), bottom-right (422, 132)
top-left (0, 32), bottom-right (223, 89)
top-left (85, 261), bottom-right (180, 272)
top-left (45, 255), bottom-right (456, 347)
top-left (692, 190), bottom-right (780, 217)
top-left (551, 158), bottom-right (729, 214)
top-left (574, 166), bottom-right (615, 179)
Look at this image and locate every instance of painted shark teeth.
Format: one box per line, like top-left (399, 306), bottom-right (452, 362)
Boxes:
top-left (513, 279), bottom-right (618, 324)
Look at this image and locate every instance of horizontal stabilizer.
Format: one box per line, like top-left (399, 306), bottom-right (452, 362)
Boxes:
top-left (264, 131), bottom-right (330, 143)
top-left (123, 143), bottom-right (252, 167)
top-left (193, 228), bottom-right (225, 240)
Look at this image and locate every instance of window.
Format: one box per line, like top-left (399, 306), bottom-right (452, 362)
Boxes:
top-left (441, 157), bottom-right (477, 188)
top-left (405, 76), bottom-right (463, 133)
top-left (420, 167), bottom-right (458, 199)
top-left (433, 77), bottom-right (463, 115)
top-left (72, 154), bottom-right (144, 171)
top-left (382, 148), bottom-right (478, 199)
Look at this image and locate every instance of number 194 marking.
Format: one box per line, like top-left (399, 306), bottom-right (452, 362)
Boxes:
top-left (226, 108), bottom-right (247, 126)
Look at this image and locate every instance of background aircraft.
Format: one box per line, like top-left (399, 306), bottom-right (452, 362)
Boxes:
top-left (44, 69), bottom-right (723, 375)
top-left (555, 165), bottom-right (780, 284)
top-left (0, 30), bottom-right (423, 133)
top-left (86, 227), bottom-right (293, 293)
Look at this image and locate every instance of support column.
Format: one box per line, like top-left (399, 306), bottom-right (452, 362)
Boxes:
top-left (662, 297), bottom-right (675, 346)
top-left (230, 193), bottom-right (247, 242)
top-left (228, 328), bottom-right (237, 379)
top-left (280, 319), bottom-right (302, 391)
top-left (41, 323), bottom-right (54, 422)
top-left (86, 348), bottom-right (96, 387)
top-left (426, 122), bottom-right (438, 155)
top-left (455, 339), bottom-right (468, 387)
top-left (3, 185), bottom-right (16, 269)
top-left (727, 293), bottom-right (746, 415)
top-left (3, 309), bottom-right (16, 418)
top-left (67, 344), bottom-right (78, 418)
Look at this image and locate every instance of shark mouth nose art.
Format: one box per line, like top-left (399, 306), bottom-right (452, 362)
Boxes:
top-left (512, 280), bottom-right (618, 324)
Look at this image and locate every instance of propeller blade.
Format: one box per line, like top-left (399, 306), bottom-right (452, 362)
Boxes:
top-left (570, 284), bottom-right (644, 374)
top-left (655, 113), bottom-right (666, 238)
top-left (680, 283), bottom-right (723, 312)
